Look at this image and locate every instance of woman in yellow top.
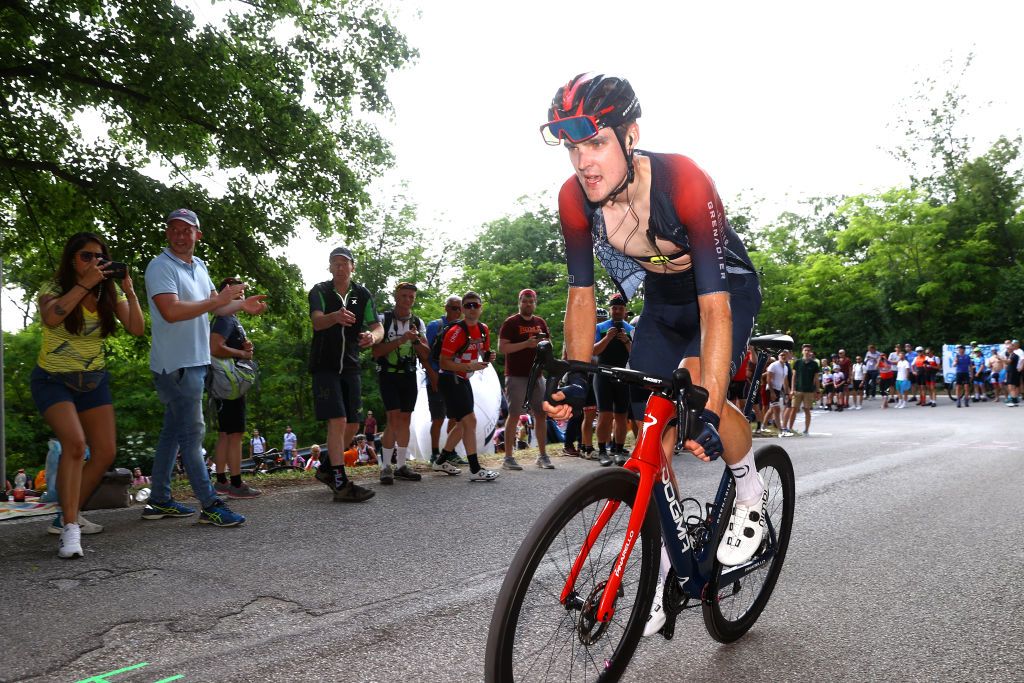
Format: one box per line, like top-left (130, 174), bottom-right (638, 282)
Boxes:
top-left (30, 232), bottom-right (144, 558)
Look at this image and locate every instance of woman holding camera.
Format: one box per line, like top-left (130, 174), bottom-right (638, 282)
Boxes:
top-left (31, 232), bottom-right (144, 558)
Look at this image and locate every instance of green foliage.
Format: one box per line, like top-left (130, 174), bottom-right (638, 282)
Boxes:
top-left (0, 0), bottom-right (414, 309)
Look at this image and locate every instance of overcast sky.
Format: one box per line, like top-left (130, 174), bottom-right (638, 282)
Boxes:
top-left (3, 1), bottom-right (1022, 330)
top-left (288, 0), bottom-right (1024, 283)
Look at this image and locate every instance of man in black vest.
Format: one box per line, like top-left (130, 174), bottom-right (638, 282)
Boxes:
top-left (308, 246), bottom-right (383, 502)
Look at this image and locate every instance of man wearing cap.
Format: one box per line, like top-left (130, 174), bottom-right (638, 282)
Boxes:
top-left (498, 288), bottom-right (553, 470)
top-left (1006, 340), bottom-right (1023, 406)
top-left (143, 208), bottom-right (268, 527)
top-left (593, 294), bottom-right (635, 465)
top-left (371, 282), bottom-right (432, 484)
top-left (952, 344), bottom-right (973, 408)
top-left (308, 246), bottom-right (383, 502)
top-left (424, 295), bottom-right (464, 468)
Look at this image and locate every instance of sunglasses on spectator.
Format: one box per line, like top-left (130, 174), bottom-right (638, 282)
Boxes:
top-left (463, 301), bottom-right (481, 309)
top-left (78, 250), bottom-right (106, 262)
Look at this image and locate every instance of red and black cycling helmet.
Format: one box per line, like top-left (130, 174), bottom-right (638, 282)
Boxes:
top-left (542, 73), bottom-right (641, 201)
top-left (542, 73), bottom-right (641, 145)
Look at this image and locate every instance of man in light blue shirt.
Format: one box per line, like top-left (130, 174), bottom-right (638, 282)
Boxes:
top-left (143, 208), bottom-right (267, 527)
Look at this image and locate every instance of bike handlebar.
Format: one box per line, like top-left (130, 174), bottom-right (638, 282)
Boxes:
top-left (525, 341), bottom-right (711, 442)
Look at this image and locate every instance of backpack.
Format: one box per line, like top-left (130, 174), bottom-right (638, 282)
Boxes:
top-left (208, 357), bottom-right (259, 400)
top-left (377, 310), bottom-right (422, 372)
top-left (429, 319), bottom-right (489, 365)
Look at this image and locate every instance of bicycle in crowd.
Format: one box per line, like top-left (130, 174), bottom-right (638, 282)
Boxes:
top-left (485, 336), bottom-right (796, 682)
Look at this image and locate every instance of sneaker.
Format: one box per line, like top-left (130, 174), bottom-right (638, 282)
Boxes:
top-left (581, 447), bottom-right (596, 460)
top-left (227, 483), bottom-right (262, 499)
top-left (49, 512), bottom-right (103, 535)
top-left (394, 464), bottom-right (422, 481)
top-left (57, 523), bottom-right (84, 559)
top-left (199, 499), bottom-right (245, 527)
top-left (613, 453), bottom-right (628, 466)
top-left (562, 445), bottom-right (580, 457)
top-left (214, 481), bottom-right (230, 495)
top-left (469, 468), bottom-right (500, 482)
top-left (802, 429), bottom-right (809, 435)
top-left (536, 454), bottom-right (555, 469)
top-left (141, 499), bottom-right (196, 520)
top-left (315, 465), bottom-right (337, 491)
top-left (642, 577), bottom-right (666, 637)
top-left (333, 481), bottom-right (376, 502)
top-left (599, 452), bottom-right (614, 467)
top-left (502, 456), bottom-right (523, 471)
top-left (717, 487), bottom-right (768, 567)
top-left (779, 430), bottom-right (794, 438)
top-left (380, 465), bottom-right (395, 485)
top-left (431, 457), bottom-right (461, 475)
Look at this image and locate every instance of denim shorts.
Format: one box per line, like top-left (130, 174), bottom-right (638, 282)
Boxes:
top-left (30, 365), bottom-right (112, 415)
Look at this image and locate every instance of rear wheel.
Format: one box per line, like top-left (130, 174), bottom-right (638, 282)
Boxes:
top-left (703, 445), bottom-right (795, 643)
top-left (485, 468), bottom-right (660, 683)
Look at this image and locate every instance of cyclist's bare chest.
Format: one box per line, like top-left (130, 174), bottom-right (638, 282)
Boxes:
top-left (600, 200), bottom-right (692, 273)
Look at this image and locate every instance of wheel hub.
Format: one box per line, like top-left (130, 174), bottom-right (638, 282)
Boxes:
top-left (577, 581), bottom-right (613, 645)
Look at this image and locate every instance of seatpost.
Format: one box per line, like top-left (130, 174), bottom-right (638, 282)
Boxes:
top-left (743, 350), bottom-right (771, 422)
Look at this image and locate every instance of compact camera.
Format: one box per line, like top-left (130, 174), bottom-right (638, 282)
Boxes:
top-left (100, 259), bottom-right (128, 279)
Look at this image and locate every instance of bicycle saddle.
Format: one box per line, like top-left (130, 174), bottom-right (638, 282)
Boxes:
top-left (749, 333), bottom-right (794, 351)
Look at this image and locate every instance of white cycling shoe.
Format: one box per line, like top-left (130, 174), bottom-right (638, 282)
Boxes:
top-left (642, 577), bottom-right (666, 637)
top-left (717, 487), bottom-right (769, 567)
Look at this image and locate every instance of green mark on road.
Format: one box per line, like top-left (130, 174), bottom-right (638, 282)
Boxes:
top-left (74, 662), bottom-right (183, 683)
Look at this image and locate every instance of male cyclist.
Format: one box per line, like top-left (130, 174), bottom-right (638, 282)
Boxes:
top-left (538, 74), bottom-right (763, 635)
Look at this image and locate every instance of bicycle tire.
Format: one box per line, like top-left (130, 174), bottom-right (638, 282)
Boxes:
top-left (702, 444), bottom-right (795, 643)
top-left (485, 468), bottom-right (660, 683)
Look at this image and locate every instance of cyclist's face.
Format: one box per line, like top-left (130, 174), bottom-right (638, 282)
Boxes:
top-left (567, 127), bottom-right (628, 203)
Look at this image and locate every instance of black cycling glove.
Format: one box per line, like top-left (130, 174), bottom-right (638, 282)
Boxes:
top-left (692, 409), bottom-right (724, 461)
top-left (552, 371), bottom-right (588, 416)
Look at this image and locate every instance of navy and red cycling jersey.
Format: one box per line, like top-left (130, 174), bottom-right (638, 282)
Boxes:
top-left (558, 151), bottom-right (756, 300)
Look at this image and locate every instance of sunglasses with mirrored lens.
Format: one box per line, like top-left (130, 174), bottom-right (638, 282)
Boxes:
top-left (539, 115), bottom-right (600, 145)
top-left (463, 301), bottom-right (481, 309)
top-left (78, 251), bottom-right (105, 262)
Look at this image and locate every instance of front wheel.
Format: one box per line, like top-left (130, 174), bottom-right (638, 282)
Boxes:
top-left (702, 444), bottom-right (795, 643)
top-left (485, 468), bottom-right (660, 683)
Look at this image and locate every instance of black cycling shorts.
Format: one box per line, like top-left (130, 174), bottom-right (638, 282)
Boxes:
top-left (426, 382), bottom-right (446, 421)
top-left (379, 371), bottom-right (418, 413)
top-left (439, 373), bottom-right (474, 421)
top-left (955, 371), bottom-right (971, 386)
top-left (313, 370), bottom-right (362, 422)
top-left (595, 374), bottom-right (630, 414)
top-left (727, 379), bottom-right (749, 401)
top-left (628, 269), bottom-right (761, 416)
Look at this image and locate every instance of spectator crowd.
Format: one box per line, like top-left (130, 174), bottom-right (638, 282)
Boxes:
top-left (18, 208), bottom-right (1024, 559)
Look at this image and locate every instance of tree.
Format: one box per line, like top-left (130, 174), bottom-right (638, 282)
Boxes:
top-left (0, 0), bottom-right (414, 307)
